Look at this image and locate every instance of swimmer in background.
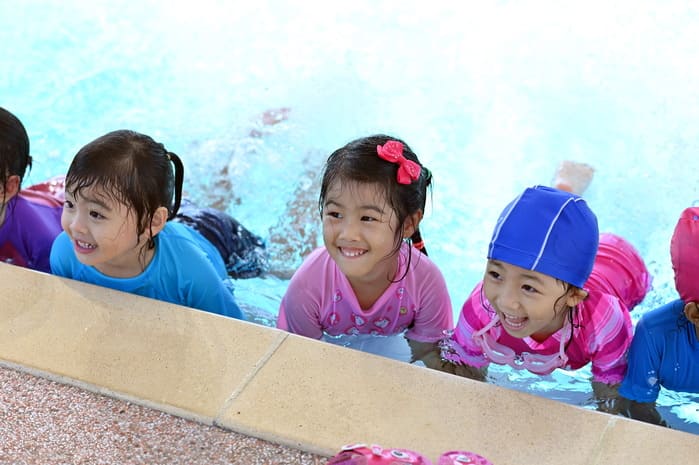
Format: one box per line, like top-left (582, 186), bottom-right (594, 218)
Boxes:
top-left (439, 161), bottom-right (652, 415)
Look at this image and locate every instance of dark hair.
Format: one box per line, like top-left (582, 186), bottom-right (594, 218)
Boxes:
top-left (0, 107), bottom-right (32, 193)
top-left (65, 129), bottom-right (184, 250)
top-left (319, 134), bottom-right (432, 276)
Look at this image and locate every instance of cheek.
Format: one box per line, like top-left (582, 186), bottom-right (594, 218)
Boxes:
top-left (60, 211), bottom-right (71, 231)
top-left (481, 281), bottom-right (496, 303)
top-left (321, 219), bottom-right (336, 235)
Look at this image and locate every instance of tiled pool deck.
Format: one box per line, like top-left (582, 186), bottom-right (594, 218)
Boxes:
top-left (1, 262), bottom-right (697, 465)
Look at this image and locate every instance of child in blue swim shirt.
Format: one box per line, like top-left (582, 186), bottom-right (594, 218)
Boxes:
top-left (50, 129), bottom-right (267, 319)
top-left (0, 107), bottom-right (64, 273)
top-left (619, 206), bottom-right (699, 426)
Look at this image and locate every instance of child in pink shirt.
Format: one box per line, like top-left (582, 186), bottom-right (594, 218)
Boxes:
top-left (440, 164), bottom-right (651, 413)
top-left (277, 135), bottom-right (453, 369)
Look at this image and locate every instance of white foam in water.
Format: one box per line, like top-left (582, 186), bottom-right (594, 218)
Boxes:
top-left (2, 0), bottom-right (698, 433)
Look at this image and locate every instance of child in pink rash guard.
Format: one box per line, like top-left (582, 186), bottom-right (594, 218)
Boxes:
top-left (277, 135), bottom-right (453, 369)
top-left (440, 163), bottom-right (651, 415)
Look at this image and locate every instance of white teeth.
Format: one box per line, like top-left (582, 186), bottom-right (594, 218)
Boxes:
top-left (77, 240), bottom-right (96, 249)
top-left (341, 248), bottom-right (365, 257)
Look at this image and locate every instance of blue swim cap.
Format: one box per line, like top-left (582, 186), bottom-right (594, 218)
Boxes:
top-left (488, 185), bottom-right (599, 288)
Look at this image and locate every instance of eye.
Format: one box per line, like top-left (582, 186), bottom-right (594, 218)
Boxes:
top-left (63, 200), bottom-right (74, 209)
top-left (324, 210), bottom-right (342, 219)
top-left (522, 284), bottom-right (539, 294)
top-left (486, 270), bottom-right (501, 280)
top-left (89, 210), bottom-right (106, 220)
top-left (360, 215), bottom-right (377, 222)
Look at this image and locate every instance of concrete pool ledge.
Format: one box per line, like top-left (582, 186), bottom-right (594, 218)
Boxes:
top-left (1, 263), bottom-right (696, 465)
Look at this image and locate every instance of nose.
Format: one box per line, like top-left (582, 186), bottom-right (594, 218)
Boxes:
top-left (496, 283), bottom-right (521, 313)
top-left (338, 217), bottom-right (361, 241)
top-left (66, 210), bottom-right (88, 235)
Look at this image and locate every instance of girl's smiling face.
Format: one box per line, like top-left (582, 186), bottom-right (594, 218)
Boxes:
top-left (482, 259), bottom-right (585, 341)
top-left (322, 180), bottom-right (407, 289)
top-left (61, 185), bottom-right (159, 278)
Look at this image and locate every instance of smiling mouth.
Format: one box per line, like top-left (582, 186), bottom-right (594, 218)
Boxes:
top-left (500, 312), bottom-right (527, 330)
top-left (339, 247), bottom-right (366, 258)
top-left (75, 240), bottom-right (97, 251)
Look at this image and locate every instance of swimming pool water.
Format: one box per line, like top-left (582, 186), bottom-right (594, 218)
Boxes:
top-left (2, 0), bottom-right (698, 433)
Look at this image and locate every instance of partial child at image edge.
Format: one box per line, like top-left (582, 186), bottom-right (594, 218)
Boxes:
top-left (618, 205), bottom-right (699, 427)
top-left (0, 107), bottom-right (63, 274)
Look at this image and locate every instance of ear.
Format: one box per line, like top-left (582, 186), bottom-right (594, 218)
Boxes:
top-left (565, 287), bottom-right (588, 307)
top-left (2, 175), bottom-right (20, 200)
top-left (149, 206), bottom-right (169, 236)
top-left (684, 302), bottom-right (699, 326)
top-left (402, 210), bottom-right (423, 239)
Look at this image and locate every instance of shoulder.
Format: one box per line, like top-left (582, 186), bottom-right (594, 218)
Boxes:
top-left (290, 247), bottom-right (334, 278)
top-left (18, 189), bottom-right (63, 209)
top-left (12, 193), bottom-right (62, 217)
top-left (578, 289), bottom-right (629, 320)
top-left (156, 222), bottom-right (225, 273)
top-left (637, 299), bottom-right (687, 335)
top-left (50, 232), bottom-right (83, 276)
top-left (402, 245), bottom-right (446, 280)
top-left (51, 230), bottom-right (72, 252)
top-left (157, 222), bottom-right (211, 255)
top-left (457, 282), bottom-right (491, 325)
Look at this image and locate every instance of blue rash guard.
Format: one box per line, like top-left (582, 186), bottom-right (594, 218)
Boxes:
top-left (50, 221), bottom-right (244, 320)
top-left (619, 299), bottom-right (699, 402)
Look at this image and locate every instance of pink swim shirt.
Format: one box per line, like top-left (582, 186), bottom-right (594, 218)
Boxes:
top-left (447, 233), bottom-right (651, 384)
top-left (278, 243), bottom-right (453, 343)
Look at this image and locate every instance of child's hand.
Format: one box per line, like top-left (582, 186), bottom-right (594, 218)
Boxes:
top-left (406, 338), bottom-right (444, 370)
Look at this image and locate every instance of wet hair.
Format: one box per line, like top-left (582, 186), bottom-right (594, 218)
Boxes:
top-left (319, 134), bottom-right (432, 277)
top-left (0, 107), bottom-right (32, 195)
top-left (65, 129), bottom-right (184, 251)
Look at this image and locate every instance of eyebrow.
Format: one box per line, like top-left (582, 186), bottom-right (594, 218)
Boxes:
top-left (77, 194), bottom-right (113, 212)
top-left (324, 199), bottom-right (385, 215)
top-left (489, 260), bottom-right (547, 286)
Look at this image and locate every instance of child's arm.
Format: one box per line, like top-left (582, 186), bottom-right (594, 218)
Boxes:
top-left (275, 251), bottom-right (325, 338)
top-left (438, 357), bottom-right (489, 381)
top-left (49, 231), bottom-right (76, 277)
top-left (404, 259), bottom-right (453, 356)
top-left (616, 304), bottom-right (670, 425)
top-left (592, 382), bottom-right (670, 427)
top-left (431, 282), bottom-right (492, 381)
top-left (406, 338), bottom-right (442, 370)
top-left (406, 338), bottom-right (488, 381)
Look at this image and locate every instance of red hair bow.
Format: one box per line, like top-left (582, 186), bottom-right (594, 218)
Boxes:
top-left (376, 141), bottom-right (421, 185)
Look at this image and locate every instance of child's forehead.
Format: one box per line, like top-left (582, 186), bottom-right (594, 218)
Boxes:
top-left (327, 179), bottom-right (387, 203)
top-left (70, 184), bottom-right (126, 208)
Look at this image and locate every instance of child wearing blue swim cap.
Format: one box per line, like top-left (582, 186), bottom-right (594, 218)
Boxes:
top-left (440, 164), bottom-right (651, 414)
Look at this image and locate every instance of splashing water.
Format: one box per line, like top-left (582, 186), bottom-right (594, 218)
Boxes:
top-left (2, 0), bottom-right (698, 433)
